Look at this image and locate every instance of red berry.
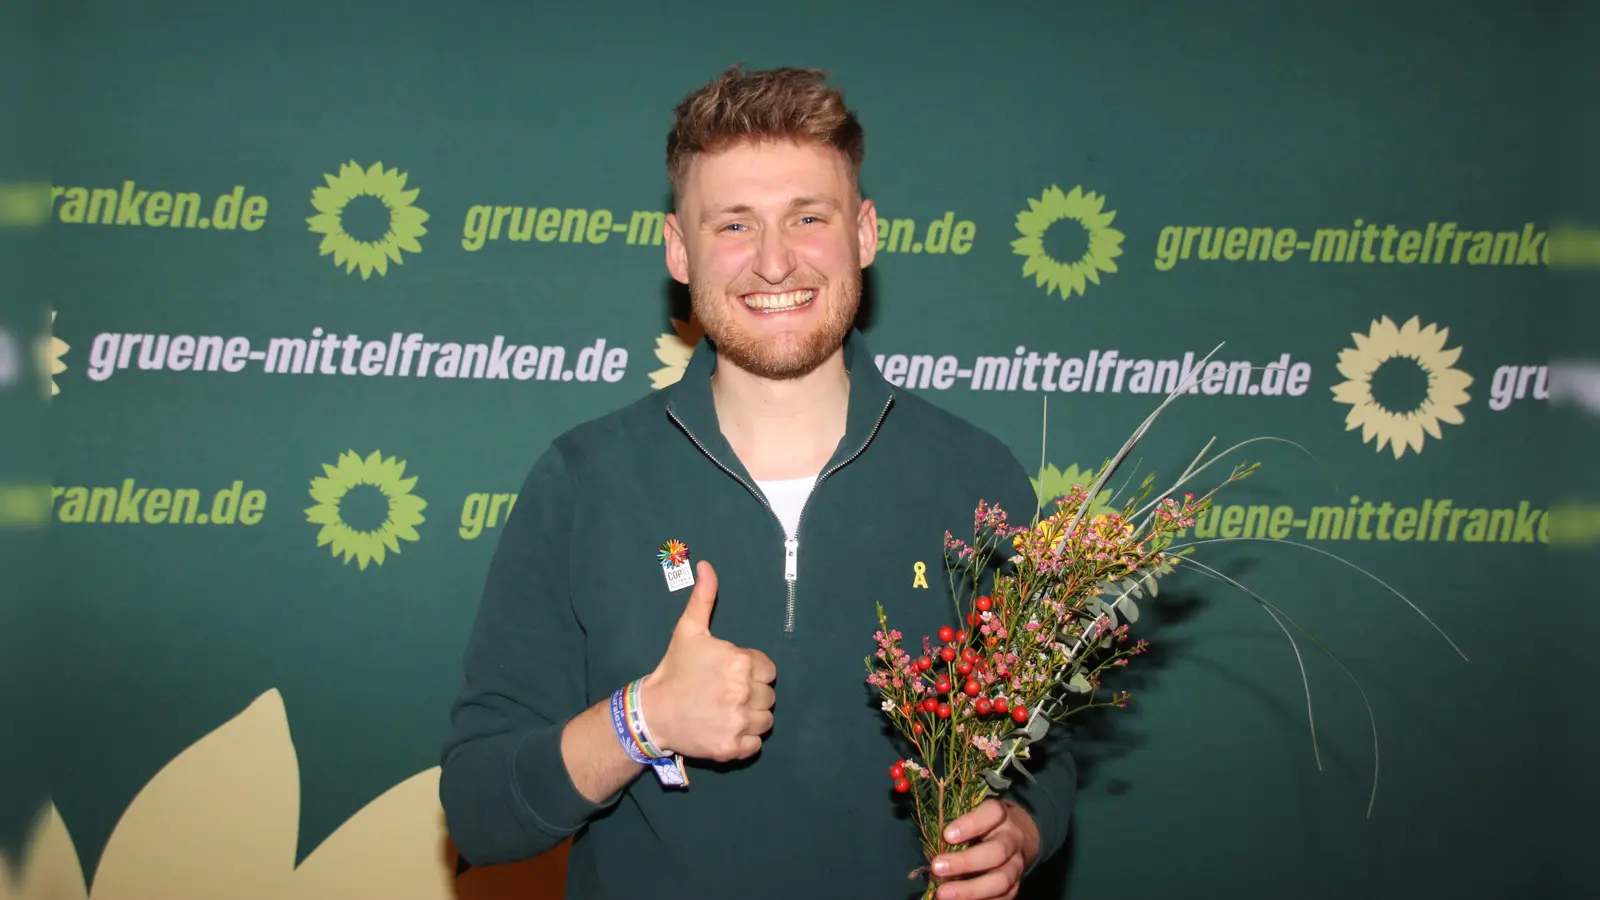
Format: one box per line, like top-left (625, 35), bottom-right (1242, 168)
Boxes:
top-left (966, 611), bottom-right (978, 626)
top-left (964, 680), bottom-right (980, 697)
top-left (938, 625), bottom-right (955, 643)
top-left (895, 777), bottom-right (911, 793)
top-left (939, 646), bottom-right (957, 662)
top-left (1012, 705), bottom-right (1029, 723)
top-left (900, 703), bottom-right (913, 717)
top-left (937, 703), bottom-right (951, 719)
top-left (975, 698), bottom-right (993, 715)
top-left (961, 647), bottom-right (978, 663)
top-left (890, 762), bottom-right (905, 780)
top-left (917, 656), bottom-right (932, 672)
top-left (924, 698), bottom-right (939, 713)
top-left (956, 630), bottom-right (969, 643)
top-left (957, 661), bottom-right (973, 676)
top-left (976, 595), bottom-right (993, 612)
top-left (913, 722), bottom-right (924, 735)
top-left (993, 697), bottom-right (1009, 713)
top-left (985, 637), bottom-right (999, 648)
top-left (935, 676), bottom-right (952, 694)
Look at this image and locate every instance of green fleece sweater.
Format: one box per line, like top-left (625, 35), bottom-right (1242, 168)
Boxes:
top-left (439, 330), bottom-right (1077, 899)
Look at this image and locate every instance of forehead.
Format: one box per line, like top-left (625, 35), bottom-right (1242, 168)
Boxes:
top-left (680, 140), bottom-right (854, 212)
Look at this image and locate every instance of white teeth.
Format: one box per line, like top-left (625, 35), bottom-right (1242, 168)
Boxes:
top-left (743, 289), bottom-right (815, 312)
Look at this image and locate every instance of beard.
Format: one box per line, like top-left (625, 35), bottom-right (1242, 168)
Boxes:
top-left (689, 268), bottom-right (861, 380)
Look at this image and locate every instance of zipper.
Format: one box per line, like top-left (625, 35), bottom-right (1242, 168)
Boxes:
top-left (667, 395), bottom-right (894, 634)
top-left (781, 395), bottom-right (894, 632)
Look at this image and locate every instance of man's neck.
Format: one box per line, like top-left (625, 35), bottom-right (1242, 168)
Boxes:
top-left (712, 348), bottom-right (850, 481)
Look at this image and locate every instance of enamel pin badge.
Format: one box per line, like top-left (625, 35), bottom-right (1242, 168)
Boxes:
top-left (658, 539), bottom-right (695, 592)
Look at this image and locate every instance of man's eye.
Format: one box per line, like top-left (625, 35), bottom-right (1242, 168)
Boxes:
top-left (723, 223), bottom-right (746, 232)
top-left (798, 216), bottom-right (819, 225)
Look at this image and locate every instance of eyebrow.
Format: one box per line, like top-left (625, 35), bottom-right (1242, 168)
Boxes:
top-left (711, 195), bottom-right (841, 217)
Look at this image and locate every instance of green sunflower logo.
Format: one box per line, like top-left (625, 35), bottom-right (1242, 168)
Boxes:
top-left (305, 450), bottom-right (427, 570)
top-left (1031, 462), bottom-right (1115, 516)
top-left (307, 161), bottom-right (429, 280)
top-left (1012, 185), bottom-right (1124, 299)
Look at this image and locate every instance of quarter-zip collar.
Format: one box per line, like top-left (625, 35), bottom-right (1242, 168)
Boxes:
top-left (663, 328), bottom-right (896, 488)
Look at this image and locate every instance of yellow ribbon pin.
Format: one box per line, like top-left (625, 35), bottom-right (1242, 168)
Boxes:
top-left (912, 561), bottom-right (928, 589)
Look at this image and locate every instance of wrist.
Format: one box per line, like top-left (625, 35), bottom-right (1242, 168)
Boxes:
top-left (636, 671), bottom-right (674, 754)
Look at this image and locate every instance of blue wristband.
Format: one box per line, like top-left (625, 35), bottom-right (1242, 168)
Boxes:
top-left (609, 680), bottom-right (690, 788)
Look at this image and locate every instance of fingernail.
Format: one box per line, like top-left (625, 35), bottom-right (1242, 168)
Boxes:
top-left (932, 858), bottom-right (949, 875)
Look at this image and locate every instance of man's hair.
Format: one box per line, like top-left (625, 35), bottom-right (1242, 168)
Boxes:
top-left (666, 64), bottom-right (865, 204)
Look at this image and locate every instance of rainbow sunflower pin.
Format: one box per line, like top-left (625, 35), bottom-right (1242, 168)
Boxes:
top-left (657, 539), bottom-right (690, 569)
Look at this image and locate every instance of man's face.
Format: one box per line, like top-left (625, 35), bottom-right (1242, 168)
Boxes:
top-left (665, 139), bottom-right (877, 380)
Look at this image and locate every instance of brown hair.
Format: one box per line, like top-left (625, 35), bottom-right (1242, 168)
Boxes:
top-left (666, 64), bottom-right (865, 203)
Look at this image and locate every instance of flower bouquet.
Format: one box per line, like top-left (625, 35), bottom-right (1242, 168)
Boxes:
top-left (866, 350), bottom-right (1465, 898)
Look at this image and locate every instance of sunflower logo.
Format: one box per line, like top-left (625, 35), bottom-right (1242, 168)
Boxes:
top-left (307, 161), bottom-right (429, 280)
top-left (1331, 315), bottom-right (1473, 460)
top-left (38, 308), bottom-right (67, 399)
top-left (649, 316), bottom-right (704, 389)
top-left (6, 687), bottom-right (570, 900)
top-left (305, 450), bottom-right (427, 570)
top-left (1032, 462), bottom-right (1115, 516)
top-left (1012, 185), bottom-right (1125, 300)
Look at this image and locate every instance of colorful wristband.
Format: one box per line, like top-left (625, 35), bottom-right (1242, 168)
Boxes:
top-left (608, 679), bottom-right (689, 788)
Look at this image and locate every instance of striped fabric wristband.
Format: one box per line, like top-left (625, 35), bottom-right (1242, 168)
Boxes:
top-left (608, 679), bottom-right (689, 788)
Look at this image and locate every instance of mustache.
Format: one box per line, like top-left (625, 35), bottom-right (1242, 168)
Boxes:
top-left (729, 281), bottom-right (825, 295)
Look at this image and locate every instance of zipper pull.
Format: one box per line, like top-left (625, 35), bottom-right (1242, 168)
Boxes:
top-left (784, 539), bottom-right (799, 582)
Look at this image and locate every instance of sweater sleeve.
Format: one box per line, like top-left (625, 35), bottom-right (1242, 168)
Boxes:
top-left (438, 442), bottom-right (622, 866)
top-left (990, 449), bottom-right (1079, 875)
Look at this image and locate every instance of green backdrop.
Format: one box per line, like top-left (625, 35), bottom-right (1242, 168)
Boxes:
top-left (28, 1), bottom-right (1591, 898)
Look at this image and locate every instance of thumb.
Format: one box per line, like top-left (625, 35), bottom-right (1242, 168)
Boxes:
top-left (674, 560), bottom-right (718, 635)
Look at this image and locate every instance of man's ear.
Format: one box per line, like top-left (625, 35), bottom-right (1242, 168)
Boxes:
top-left (856, 197), bottom-right (879, 268)
top-left (665, 212), bottom-right (690, 284)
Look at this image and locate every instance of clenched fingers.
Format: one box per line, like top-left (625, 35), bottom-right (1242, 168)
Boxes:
top-left (747, 649), bottom-right (777, 683)
top-left (748, 682), bottom-right (775, 710)
top-left (935, 855), bottom-right (1024, 900)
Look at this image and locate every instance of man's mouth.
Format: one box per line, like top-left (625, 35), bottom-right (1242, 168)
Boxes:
top-left (741, 289), bottom-right (816, 313)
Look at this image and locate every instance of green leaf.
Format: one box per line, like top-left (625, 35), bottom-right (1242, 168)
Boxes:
top-left (1069, 672), bottom-right (1093, 693)
top-left (1120, 595), bottom-right (1140, 624)
top-left (1024, 714), bottom-right (1051, 741)
top-left (981, 769), bottom-right (1013, 791)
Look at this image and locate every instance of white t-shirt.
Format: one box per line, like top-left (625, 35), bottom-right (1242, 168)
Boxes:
top-left (754, 475), bottom-right (817, 541)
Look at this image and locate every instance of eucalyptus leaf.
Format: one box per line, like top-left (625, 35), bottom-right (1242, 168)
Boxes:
top-left (1069, 672), bottom-right (1093, 693)
top-left (1025, 714), bottom-right (1051, 741)
top-left (1010, 757), bottom-right (1036, 784)
top-left (981, 769), bottom-right (1012, 791)
top-left (1120, 594), bottom-right (1140, 624)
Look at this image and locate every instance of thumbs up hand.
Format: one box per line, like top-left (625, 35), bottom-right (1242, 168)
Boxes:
top-left (639, 560), bottom-right (777, 762)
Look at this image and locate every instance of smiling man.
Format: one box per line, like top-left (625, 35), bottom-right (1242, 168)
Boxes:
top-left (440, 65), bottom-right (1077, 900)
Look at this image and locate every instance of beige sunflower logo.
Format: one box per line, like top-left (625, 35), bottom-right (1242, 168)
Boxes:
top-left (1331, 315), bottom-right (1473, 460)
top-left (36, 308), bottom-right (67, 399)
top-left (3, 688), bottom-right (569, 900)
top-left (1012, 185), bottom-right (1125, 299)
top-left (305, 450), bottom-right (427, 570)
top-left (649, 317), bottom-right (704, 389)
top-left (307, 161), bottom-right (429, 280)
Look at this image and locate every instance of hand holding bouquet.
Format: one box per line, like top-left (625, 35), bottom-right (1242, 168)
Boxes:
top-left (868, 353), bottom-right (1466, 898)
top-left (868, 455), bottom-right (1255, 896)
